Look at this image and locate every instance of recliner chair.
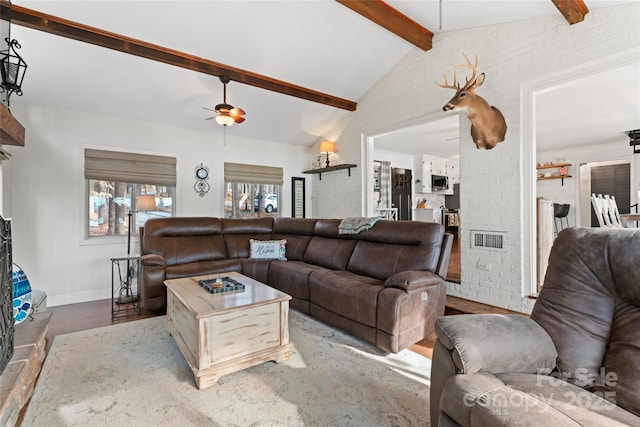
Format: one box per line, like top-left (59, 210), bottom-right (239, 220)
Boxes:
top-left (430, 227), bottom-right (640, 426)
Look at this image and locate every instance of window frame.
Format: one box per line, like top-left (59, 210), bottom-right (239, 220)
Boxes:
top-left (84, 149), bottom-right (177, 243)
top-left (86, 180), bottom-right (176, 240)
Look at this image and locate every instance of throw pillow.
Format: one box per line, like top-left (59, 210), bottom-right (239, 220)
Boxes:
top-left (249, 239), bottom-right (287, 260)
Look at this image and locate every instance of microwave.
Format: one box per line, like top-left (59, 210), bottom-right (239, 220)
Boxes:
top-left (431, 174), bottom-right (449, 191)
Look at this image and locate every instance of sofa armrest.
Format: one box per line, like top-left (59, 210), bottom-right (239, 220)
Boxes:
top-left (140, 254), bottom-right (166, 268)
top-left (435, 314), bottom-right (557, 375)
top-left (384, 270), bottom-right (442, 291)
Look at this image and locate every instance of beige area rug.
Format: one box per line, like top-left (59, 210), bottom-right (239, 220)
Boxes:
top-left (22, 311), bottom-right (432, 426)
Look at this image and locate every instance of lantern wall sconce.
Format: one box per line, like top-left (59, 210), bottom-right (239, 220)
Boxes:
top-left (0, 38), bottom-right (27, 108)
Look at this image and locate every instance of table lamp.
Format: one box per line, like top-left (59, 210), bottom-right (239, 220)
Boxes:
top-left (320, 141), bottom-right (335, 168)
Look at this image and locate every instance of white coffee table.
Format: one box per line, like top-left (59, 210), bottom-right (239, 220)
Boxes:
top-left (164, 271), bottom-right (291, 389)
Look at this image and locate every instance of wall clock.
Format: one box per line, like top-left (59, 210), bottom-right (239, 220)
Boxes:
top-left (194, 164), bottom-right (210, 197)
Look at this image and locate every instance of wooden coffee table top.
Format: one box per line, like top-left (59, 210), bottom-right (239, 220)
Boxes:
top-left (164, 271), bottom-right (291, 319)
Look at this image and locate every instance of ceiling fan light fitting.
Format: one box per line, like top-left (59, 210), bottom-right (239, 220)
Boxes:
top-left (216, 113), bottom-right (235, 126)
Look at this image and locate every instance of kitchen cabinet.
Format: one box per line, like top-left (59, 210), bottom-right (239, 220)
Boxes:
top-left (446, 158), bottom-right (460, 185)
top-left (420, 155), bottom-right (456, 194)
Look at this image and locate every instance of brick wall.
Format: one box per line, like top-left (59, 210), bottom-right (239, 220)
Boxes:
top-left (311, 4), bottom-right (640, 312)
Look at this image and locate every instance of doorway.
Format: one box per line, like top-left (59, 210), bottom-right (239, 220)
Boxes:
top-left (524, 50), bottom-right (639, 296)
top-left (391, 168), bottom-right (412, 220)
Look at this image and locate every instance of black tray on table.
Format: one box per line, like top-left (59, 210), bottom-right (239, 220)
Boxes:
top-left (198, 276), bottom-right (245, 294)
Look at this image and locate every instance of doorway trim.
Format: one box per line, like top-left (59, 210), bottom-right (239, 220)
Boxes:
top-left (521, 48), bottom-right (640, 296)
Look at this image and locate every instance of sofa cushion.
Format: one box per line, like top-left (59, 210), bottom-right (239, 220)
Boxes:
top-left (240, 259), bottom-right (271, 285)
top-left (532, 228), bottom-right (640, 394)
top-left (272, 217), bottom-right (317, 261)
top-left (221, 217), bottom-right (274, 258)
top-left (348, 221), bottom-right (444, 280)
top-left (267, 260), bottom-right (326, 302)
top-left (441, 372), bottom-right (639, 427)
top-left (308, 269), bottom-right (384, 327)
top-left (142, 217), bottom-right (226, 266)
top-left (591, 299), bottom-right (640, 417)
top-left (302, 220), bottom-right (356, 270)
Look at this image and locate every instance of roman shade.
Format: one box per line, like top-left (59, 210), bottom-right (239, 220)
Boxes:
top-left (224, 162), bottom-right (283, 185)
top-left (85, 149), bottom-right (176, 186)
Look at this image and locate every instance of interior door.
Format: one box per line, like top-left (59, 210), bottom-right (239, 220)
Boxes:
top-left (391, 168), bottom-right (412, 220)
top-left (590, 163), bottom-right (630, 226)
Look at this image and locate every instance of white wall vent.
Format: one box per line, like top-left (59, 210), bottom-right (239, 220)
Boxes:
top-left (471, 230), bottom-right (507, 251)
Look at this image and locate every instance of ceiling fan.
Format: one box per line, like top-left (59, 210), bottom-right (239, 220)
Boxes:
top-left (203, 76), bottom-right (246, 126)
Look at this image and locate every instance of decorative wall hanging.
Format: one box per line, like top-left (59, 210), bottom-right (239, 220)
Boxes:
top-left (291, 177), bottom-right (305, 218)
top-left (194, 164), bottom-right (210, 197)
top-left (436, 54), bottom-right (507, 150)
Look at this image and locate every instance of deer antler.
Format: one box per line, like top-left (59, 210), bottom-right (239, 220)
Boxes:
top-left (435, 71), bottom-right (460, 90)
top-left (453, 53), bottom-right (478, 90)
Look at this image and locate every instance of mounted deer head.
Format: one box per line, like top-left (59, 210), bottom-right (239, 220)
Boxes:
top-left (436, 54), bottom-right (507, 150)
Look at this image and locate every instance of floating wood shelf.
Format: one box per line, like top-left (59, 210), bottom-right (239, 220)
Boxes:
top-left (536, 163), bottom-right (571, 185)
top-left (303, 164), bottom-right (357, 180)
top-left (537, 175), bottom-right (572, 185)
top-left (536, 163), bottom-right (571, 170)
top-left (537, 175), bottom-right (572, 181)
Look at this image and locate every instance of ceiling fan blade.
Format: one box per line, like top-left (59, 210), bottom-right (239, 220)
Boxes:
top-left (205, 116), bottom-right (215, 120)
top-left (230, 107), bottom-right (246, 116)
top-left (202, 106), bottom-right (216, 112)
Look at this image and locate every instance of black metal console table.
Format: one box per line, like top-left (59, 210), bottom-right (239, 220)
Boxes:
top-left (111, 255), bottom-right (141, 319)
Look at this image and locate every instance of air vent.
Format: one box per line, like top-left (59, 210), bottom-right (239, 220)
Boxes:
top-left (471, 230), bottom-right (506, 251)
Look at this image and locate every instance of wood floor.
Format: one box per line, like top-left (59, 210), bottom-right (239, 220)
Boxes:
top-left (446, 235), bottom-right (460, 283)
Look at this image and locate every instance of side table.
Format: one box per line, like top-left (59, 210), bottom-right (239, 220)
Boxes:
top-left (111, 255), bottom-right (141, 319)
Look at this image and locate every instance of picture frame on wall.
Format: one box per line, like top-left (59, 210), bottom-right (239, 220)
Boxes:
top-left (291, 177), bottom-right (305, 218)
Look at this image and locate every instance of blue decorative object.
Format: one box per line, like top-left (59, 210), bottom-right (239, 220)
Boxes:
top-left (12, 263), bottom-right (31, 324)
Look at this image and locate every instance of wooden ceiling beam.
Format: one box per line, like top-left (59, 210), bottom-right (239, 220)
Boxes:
top-left (551, 0), bottom-right (589, 25)
top-left (336, 0), bottom-right (433, 51)
top-left (11, 5), bottom-right (357, 111)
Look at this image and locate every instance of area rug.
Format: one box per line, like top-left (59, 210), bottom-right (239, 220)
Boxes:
top-left (22, 311), bottom-right (432, 426)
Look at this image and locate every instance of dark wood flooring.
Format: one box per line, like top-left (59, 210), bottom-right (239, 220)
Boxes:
top-left (446, 235), bottom-right (460, 283)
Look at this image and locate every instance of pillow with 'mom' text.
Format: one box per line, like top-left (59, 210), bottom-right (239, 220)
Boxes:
top-left (249, 239), bottom-right (287, 260)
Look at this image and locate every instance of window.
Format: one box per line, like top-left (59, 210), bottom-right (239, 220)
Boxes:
top-left (224, 162), bottom-right (283, 219)
top-left (85, 149), bottom-right (176, 237)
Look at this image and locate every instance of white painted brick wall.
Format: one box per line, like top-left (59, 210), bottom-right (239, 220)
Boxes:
top-left (314, 4), bottom-right (640, 312)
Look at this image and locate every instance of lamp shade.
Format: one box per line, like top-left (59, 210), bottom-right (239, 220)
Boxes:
top-left (216, 113), bottom-right (235, 126)
top-left (137, 195), bottom-right (156, 211)
top-left (319, 141), bottom-right (335, 154)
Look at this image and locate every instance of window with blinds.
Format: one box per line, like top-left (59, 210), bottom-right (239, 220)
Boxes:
top-left (85, 149), bottom-right (176, 237)
top-left (224, 162), bottom-right (283, 219)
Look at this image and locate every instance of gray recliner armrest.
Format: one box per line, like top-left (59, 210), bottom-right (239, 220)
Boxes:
top-left (435, 314), bottom-right (557, 375)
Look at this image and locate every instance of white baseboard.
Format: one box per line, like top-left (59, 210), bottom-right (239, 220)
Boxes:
top-left (46, 289), bottom-right (111, 307)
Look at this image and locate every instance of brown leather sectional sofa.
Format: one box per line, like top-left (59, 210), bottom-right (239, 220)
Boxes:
top-left (139, 216), bottom-right (453, 353)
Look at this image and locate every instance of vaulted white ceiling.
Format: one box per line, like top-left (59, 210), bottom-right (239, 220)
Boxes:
top-left (10, 0), bottom-right (639, 152)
